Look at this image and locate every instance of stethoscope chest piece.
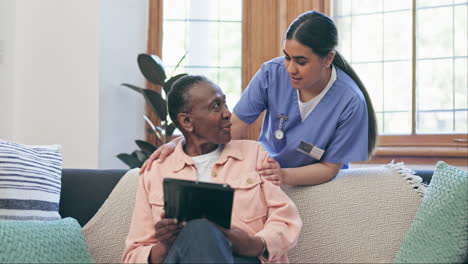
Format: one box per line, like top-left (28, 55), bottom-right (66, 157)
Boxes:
top-left (274, 129), bottom-right (284, 140)
top-left (275, 114), bottom-right (288, 140)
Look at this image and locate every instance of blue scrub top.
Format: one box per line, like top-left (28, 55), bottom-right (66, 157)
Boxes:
top-left (233, 57), bottom-right (369, 169)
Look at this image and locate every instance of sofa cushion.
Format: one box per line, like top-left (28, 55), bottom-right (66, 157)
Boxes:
top-left (282, 162), bottom-right (425, 263)
top-left (394, 161), bottom-right (468, 263)
top-left (82, 168), bottom-right (139, 263)
top-left (0, 217), bottom-right (93, 263)
top-left (82, 164), bottom-right (425, 263)
top-left (0, 139), bottom-right (62, 221)
top-left (59, 169), bottom-right (128, 226)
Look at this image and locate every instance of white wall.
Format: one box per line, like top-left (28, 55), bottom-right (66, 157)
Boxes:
top-left (0, 0), bottom-right (15, 140)
top-left (13, 0), bottom-right (100, 168)
top-left (99, 0), bottom-right (147, 169)
top-left (0, 0), bottom-right (147, 169)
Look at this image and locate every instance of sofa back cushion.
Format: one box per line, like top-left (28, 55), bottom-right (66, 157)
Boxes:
top-left (82, 168), bottom-right (139, 264)
top-left (282, 163), bottom-right (425, 263)
top-left (82, 164), bottom-right (424, 263)
top-left (0, 139), bottom-right (62, 221)
top-left (60, 169), bottom-right (128, 226)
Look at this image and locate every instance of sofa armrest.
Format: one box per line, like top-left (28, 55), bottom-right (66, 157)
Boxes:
top-left (59, 169), bottom-right (128, 226)
top-left (414, 170), bottom-right (433, 184)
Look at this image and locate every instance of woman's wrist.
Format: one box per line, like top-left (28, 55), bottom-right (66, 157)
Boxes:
top-left (149, 243), bottom-right (168, 263)
top-left (254, 235), bottom-right (268, 258)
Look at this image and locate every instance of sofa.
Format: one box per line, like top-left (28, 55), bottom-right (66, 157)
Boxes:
top-left (57, 163), bottom-right (463, 263)
top-left (59, 167), bottom-right (434, 227)
top-left (2, 138), bottom-right (465, 263)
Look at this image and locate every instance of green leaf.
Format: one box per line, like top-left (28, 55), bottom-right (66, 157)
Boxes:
top-left (163, 73), bottom-right (188, 95)
top-left (166, 123), bottom-right (177, 137)
top-left (137, 54), bottom-right (166, 86)
top-left (132, 150), bottom-right (148, 163)
top-left (117, 153), bottom-right (142, 169)
top-left (154, 126), bottom-right (164, 142)
top-left (143, 115), bottom-right (159, 139)
top-left (142, 89), bottom-right (167, 122)
top-left (135, 140), bottom-right (157, 156)
top-left (122, 83), bottom-right (145, 94)
top-left (141, 118), bottom-right (163, 142)
top-left (155, 126), bottom-right (163, 132)
top-left (171, 50), bottom-right (189, 76)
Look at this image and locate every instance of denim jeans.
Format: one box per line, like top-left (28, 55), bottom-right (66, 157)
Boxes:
top-left (163, 219), bottom-right (260, 264)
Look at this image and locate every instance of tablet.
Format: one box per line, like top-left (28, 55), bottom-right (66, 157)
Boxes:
top-left (163, 178), bottom-right (234, 229)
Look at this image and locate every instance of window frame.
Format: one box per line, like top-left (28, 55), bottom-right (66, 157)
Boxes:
top-left (371, 134), bottom-right (467, 166)
top-left (149, 0), bottom-right (467, 165)
top-left (332, 0), bottom-right (468, 165)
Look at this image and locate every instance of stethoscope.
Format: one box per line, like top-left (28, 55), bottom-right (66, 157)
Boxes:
top-left (274, 115), bottom-right (288, 140)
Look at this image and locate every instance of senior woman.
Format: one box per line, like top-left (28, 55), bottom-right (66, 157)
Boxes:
top-left (121, 75), bottom-right (302, 264)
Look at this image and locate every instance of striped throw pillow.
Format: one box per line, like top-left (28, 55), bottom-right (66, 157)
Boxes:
top-left (0, 139), bottom-right (62, 221)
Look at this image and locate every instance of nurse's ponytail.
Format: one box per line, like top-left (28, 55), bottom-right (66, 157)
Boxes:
top-left (286, 11), bottom-right (378, 157)
top-left (332, 51), bottom-right (377, 157)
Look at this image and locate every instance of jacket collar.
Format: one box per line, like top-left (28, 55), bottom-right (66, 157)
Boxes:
top-left (170, 140), bottom-right (244, 173)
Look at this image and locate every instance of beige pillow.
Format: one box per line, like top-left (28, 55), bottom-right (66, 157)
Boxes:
top-left (283, 163), bottom-right (425, 263)
top-left (82, 168), bottom-right (139, 264)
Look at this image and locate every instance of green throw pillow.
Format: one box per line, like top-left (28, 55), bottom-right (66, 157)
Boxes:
top-left (394, 161), bottom-right (468, 263)
top-left (0, 217), bottom-right (94, 263)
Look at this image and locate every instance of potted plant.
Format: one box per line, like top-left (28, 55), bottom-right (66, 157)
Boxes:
top-left (117, 53), bottom-right (187, 168)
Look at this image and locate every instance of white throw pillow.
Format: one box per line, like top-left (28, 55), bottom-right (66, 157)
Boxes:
top-left (0, 139), bottom-right (62, 221)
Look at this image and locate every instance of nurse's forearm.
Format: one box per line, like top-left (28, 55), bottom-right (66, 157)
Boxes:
top-left (282, 162), bottom-right (341, 186)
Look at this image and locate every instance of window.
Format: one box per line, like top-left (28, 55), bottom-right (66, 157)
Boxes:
top-left (162, 0), bottom-right (242, 110)
top-left (332, 0), bottom-right (467, 135)
top-left (332, 0), bottom-right (467, 164)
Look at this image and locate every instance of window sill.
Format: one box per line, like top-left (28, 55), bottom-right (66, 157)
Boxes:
top-left (361, 146), bottom-right (468, 166)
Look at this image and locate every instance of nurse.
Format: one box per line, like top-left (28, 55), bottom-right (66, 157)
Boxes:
top-left (141, 11), bottom-right (377, 186)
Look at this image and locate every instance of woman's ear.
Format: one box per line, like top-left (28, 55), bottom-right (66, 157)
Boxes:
top-left (325, 50), bottom-right (335, 68)
top-left (178, 113), bottom-right (193, 132)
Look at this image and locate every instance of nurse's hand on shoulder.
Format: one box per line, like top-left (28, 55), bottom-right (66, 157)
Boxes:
top-left (258, 157), bottom-right (284, 186)
top-left (139, 141), bottom-right (178, 175)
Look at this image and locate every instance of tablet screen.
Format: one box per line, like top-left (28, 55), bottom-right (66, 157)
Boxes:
top-left (163, 178), bottom-right (234, 229)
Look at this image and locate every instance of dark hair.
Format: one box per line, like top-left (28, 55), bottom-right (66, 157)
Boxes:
top-left (285, 11), bottom-right (378, 157)
top-left (168, 75), bottom-right (211, 129)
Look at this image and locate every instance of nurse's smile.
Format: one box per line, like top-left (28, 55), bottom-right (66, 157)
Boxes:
top-left (290, 76), bottom-right (302, 85)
